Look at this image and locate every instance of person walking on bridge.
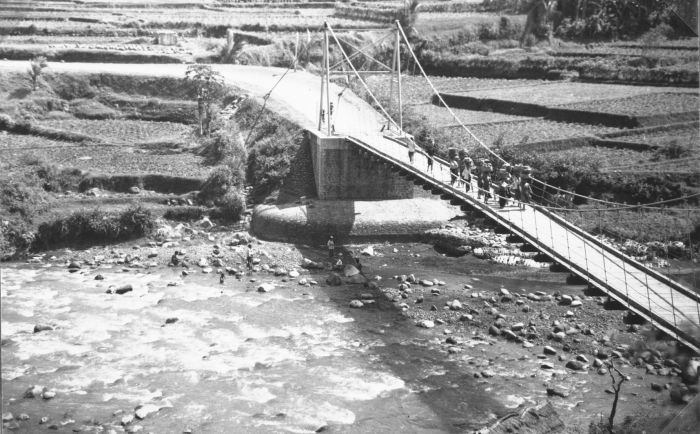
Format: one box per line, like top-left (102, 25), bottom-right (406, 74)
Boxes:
top-left (424, 138), bottom-right (435, 173)
top-left (407, 135), bottom-right (416, 164)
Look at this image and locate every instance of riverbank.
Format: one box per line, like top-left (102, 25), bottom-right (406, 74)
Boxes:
top-left (2, 231), bottom-right (697, 433)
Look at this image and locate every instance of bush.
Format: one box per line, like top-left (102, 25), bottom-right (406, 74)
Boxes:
top-left (498, 16), bottom-right (522, 40)
top-left (163, 206), bottom-right (206, 221)
top-left (217, 190), bottom-right (245, 222)
top-left (0, 177), bottom-right (51, 219)
top-left (198, 165), bottom-right (243, 204)
top-left (32, 205), bottom-right (154, 250)
top-left (35, 164), bottom-right (84, 192)
top-left (246, 126), bottom-right (302, 195)
top-left (477, 21), bottom-right (499, 40)
top-left (201, 124), bottom-right (246, 165)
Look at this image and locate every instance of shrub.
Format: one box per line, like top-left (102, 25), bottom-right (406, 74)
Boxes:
top-left (477, 21), bottom-right (499, 40)
top-left (498, 16), bottom-right (522, 40)
top-left (163, 206), bottom-right (206, 221)
top-left (217, 190), bottom-right (245, 222)
top-left (0, 177), bottom-right (51, 219)
top-left (32, 205), bottom-right (154, 250)
top-left (0, 220), bottom-right (34, 259)
top-left (246, 126), bottom-right (301, 195)
top-left (201, 123), bottom-right (246, 165)
top-left (198, 165), bottom-right (243, 204)
top-left (35, 164), bottom-right (84, 192)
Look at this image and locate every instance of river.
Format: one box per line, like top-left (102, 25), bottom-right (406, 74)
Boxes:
top-left (1, 263), bottom-right (509, 433)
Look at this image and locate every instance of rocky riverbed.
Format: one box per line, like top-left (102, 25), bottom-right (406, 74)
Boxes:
top-left (1, 226), bottom-right (699, 433)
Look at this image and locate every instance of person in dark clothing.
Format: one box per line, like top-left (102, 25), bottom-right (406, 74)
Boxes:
top-left (425, 139), bottom-right (435, 173)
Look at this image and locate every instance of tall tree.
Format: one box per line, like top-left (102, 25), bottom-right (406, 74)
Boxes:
top-left (185, 64), bottom-right (224, 136)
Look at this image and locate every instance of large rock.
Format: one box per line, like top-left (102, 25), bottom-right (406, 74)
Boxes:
top-left (33, 324), bottom-right (53, 333)
top-left (257, 283), bottom-right (274, 293)
top-left (349, 300), bottom-right (364, 308)
top-left (326, 274), bottom-right (342, 286)
top-left (565, 360), bottom-right (586, 371)
top-left (134, 404), bottom-right (160, 420)
top-left (301, 258), bottom-right (324, 270)
top-left (417, 320), bottom-right (435, 329)
top-left (343, 264), bottom-right (360, 277)
top-left (361, 246), bottom-right (375, 256)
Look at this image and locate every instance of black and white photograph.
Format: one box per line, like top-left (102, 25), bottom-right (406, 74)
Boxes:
top-left (1, 0), bottom-right (699, 432)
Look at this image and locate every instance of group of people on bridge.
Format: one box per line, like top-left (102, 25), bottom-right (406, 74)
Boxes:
top-left (401, 134), bottom-right (533, 209)
top-left (445, 149), bottom-right (533, 209)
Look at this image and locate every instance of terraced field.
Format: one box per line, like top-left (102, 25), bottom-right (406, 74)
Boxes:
top-left (560, 92), bottom-right (699, 117)
top-left (0, 133), bottom-right (208, 177)
top-left (442, 119), bottom-right (622, 148)
top-left (457, 81), bottom-right (698, 106)
top-left (37, 119), bottom-right (192, 144)
top-left (366, 75), bottom-right (548, 105)
top-left (406, 103), bottom-right (531, 126)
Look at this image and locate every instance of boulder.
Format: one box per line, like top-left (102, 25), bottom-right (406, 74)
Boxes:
top-left (33, 324), bottom-right (53, 333)
top-left (288, 270), bottom-right (300, 278)
top-left (301, 258), bottom-right (324, 270)
top-left (543, 346), bottom-right (557, 355)
top-left (570, 300), bottom-right (582, 307)
top-left (560, 294), bottom-right (572, 305)
top-left (448, 300), bottom-right (463, 311)
top-left (546, 386), bottom-right (570, 398)
top-left (23, 385), bottom-right (44, 399)
top-left (257, 283), bottom-right (274, 293)
top-left (128, 186), bottom-right (140, 194)
top-left (349, 300), bottom-right (364, 308)
top-left (343, 265), bottom-right (360, 277)
top-left (565, 360), bottom-right (586, 371)
top-left (488, 325), bottom-right (501, 336)
top-left (326, 274), bottom-right (342, 286)
top-left (576, 354), bottom-right (590, 364)
top-left (361, 246), bottom-right (374, 256)
top-left (417, 320), bottom-right (435, 329)
top-left (420, 280), bottom-right (434, 287)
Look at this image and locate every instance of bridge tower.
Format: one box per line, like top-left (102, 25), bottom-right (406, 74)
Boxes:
top-left (318, 21), bottom-right (406, 136)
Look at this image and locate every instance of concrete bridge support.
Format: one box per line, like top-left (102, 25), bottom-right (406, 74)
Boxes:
top-left (308, 132), bottom-right (431, 200)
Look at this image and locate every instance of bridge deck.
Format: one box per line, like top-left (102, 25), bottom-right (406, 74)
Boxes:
top-left (346, 131), bottom-right (700, 353)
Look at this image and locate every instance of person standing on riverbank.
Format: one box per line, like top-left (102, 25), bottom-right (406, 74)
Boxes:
top-left (327, 236), bottom-right (335, 258)
top-left (246, 243), bottom-right (254, 271)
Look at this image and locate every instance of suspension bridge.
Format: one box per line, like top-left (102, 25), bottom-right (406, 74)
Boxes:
top-left (0, 23), bottom-right (697, 351)
top-left (308, 21), bottom-right (700, 353)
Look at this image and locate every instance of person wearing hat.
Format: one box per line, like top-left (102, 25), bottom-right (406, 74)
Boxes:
top-left (327, 235), bottom-right (335, 258)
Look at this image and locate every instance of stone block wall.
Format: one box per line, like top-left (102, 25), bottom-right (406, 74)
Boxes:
top-left (278, 131), bottom-right (318, 202)
top-left (309, 133), bottom-right (433, 200)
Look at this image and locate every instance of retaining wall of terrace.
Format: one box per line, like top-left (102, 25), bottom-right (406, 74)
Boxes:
top-left (434, 93), bottom-right (700, 128)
